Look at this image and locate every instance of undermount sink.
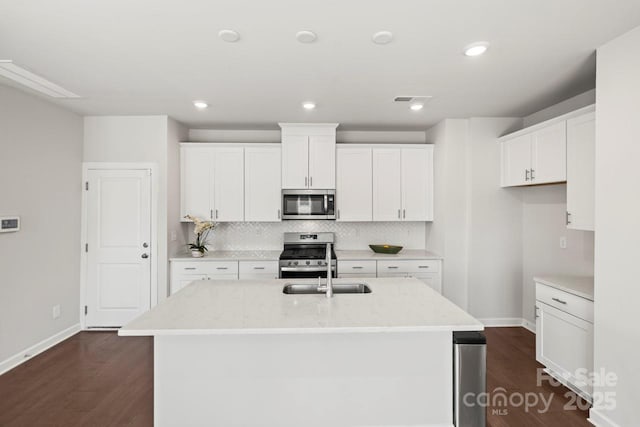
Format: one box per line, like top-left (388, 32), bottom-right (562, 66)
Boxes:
top-left (283, 283), bottom-right (372, 295)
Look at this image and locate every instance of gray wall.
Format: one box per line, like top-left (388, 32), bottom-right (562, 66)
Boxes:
top-left (0, 84), bottom-right (83, 362)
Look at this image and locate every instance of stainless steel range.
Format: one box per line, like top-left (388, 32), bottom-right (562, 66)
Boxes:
top-left (279, 232), bottom-right (337, 279)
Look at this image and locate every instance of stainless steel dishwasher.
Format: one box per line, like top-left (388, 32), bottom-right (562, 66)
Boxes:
top-left (453, 331), bottom-right (487, 427)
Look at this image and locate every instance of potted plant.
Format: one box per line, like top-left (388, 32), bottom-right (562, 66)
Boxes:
top-left (184, 215), bottom-right (215, 257)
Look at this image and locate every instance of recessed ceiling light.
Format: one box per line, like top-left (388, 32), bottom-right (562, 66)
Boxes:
top-left (296, 30), bottom-right (317, 43)
top-left (372, 31), bottom-right (394, 45)
top-left (193, 100), bottom-right (208, 109)
top-left (0, 60), bottom-right (80, 98)
top-left (302, 102), bottom-right (316, 110)
top-left (219, 29), bottom-right (240, 43)
top-left (410, 103), bottom-right (424, 111)
top-left (464, 41), bottom-right (490, 57)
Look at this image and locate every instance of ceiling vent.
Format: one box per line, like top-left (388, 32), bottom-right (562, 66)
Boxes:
top-left (394, 95), bottom-right (432, 103)
top-left (0, 60), bottom-right (80, 98)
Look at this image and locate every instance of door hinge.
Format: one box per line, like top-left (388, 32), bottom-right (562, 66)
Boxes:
top-left (85, 243), bottom-right (88, 252)
top-left (85, 181), bottom-right (89, 191)
top-left (84, 305), bottom-right (88, 316)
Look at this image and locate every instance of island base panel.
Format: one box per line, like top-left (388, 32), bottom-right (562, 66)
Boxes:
top-left (154, 332), bottom-right (454, 427)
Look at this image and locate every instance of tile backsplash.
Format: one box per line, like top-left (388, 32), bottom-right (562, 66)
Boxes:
top-left (180, 221), bottom-right (427, 252)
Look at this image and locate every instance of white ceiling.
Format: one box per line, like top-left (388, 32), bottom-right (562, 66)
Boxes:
top-left (1, 0), bottom-right (640, 130)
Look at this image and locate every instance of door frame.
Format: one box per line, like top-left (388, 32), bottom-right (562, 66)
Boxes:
top-left (80, 162), bottom-right (159, 330)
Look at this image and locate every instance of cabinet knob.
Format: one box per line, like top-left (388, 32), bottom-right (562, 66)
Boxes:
top-left (141, 253), bottom-right (149, 259)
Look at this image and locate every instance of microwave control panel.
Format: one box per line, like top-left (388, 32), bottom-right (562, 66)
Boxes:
top-left (0, 217), bottom-right (20, 233)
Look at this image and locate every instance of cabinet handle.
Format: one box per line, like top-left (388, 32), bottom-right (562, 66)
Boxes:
top-left (184, 267), bottom-right (197, 270)
top-left (215, 209), bottom-right (219, 219)
top-left (210, 209), bottom-right (214, 219)
top-left (253, 267), bottom-right (265, 270)
top-left (535, 306), bottom-right (540, 319)
top-left (216, 267), bottom-right (228, 270)
top-left (566, 211), bottom-right (572, 225)
top-left (337, 209), bottom-right (340, 220)
top-left (387, 266), bottom-right (399, 269)
top-left (305, 176), bottom-right (308, 187)
top-left (418, 265), bottom-right (430, 269)
top-left (551, 297), bottom-right (567, 305)
top-left (525, 169), bottom-right (530, 181)
top-left (403, 209), bottom-right (406, 219)
top-left (397, 209), bottom-right (401, 219)
top-left (310, 176), bottom-right (313, 187)
top-left (278, 209), bottom-right (281, 219)
top-left (352, 266), bottom-right (363, 269)
top-left (531, 169), bottom-right (536, 180)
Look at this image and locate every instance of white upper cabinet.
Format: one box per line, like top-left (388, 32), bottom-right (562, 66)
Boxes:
top-left (336, 146), bottom-right (372, 221)
top-left (213, 147), bottom-right (244, 222)
top-left (181, 144), bottom-right (244, 222)
top-left (402, 146), bottom-right (433, 221)
top-left (308, 135), bottom-right (336, 189)
top-left (531, 121), bottom-right (566, 184)
top-left (245, 145), bottom-right (282, 222)
top-left (566, 112), bottom-right (595, 231)
top-left (181, 146), bottom-right (214, 220)
top-left (373, 148), bottom-right (402, 221)
top-left (280, 123), bottom-right (338, 189)
top-left (500, 117), bottom-right (570, 187)
top-left (372, 145), bottom-right (433, 222)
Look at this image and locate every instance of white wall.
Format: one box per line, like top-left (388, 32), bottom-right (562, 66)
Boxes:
top-left (0, 84), bottom-right (83, 364)
top-left (84, 116), bottom-right (173, 300)
top-left (188, 129), bottom-right (426, 144)
top-left (167, 118), bottom-right (188, 258)
top-left (466, 118), bottom-right (524, 320)
top-left (523, 89), bottom-right (596, 127)
top-left (520, 185), bottom-right (594, 324)
top-left (426, 118), bottom-right (524, 320)
top-left (590, 25), bottom-right (640, 427)
top-left (425, 120), bottom-right (471, 309)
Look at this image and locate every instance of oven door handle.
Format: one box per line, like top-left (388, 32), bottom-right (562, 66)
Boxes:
top-left (280, 267), bottom-right (334, 272)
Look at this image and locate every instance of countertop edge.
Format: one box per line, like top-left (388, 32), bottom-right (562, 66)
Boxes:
top-left (118, 324), bottom-right (484, 337)
top-left (534, 276), bottom-right (594, 301)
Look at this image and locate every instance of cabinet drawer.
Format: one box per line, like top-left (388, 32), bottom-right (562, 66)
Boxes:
top-left (377, 259), bottom-right (440, 274)
top-left (535, 282), bottom-right (593, 323)
top-left (239, 261), bottom-right (278, 276)
top-left (337, 260), bottom-right (377, 275)
top-left (338, 273), bottom-right (377, 279)
top-left (172, 261), bottom-right (239, 275)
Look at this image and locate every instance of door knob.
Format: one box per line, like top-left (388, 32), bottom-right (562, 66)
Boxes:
top-left (142, 242), bottom-right (149, 248)
top-left (141, 253), bottom-right (149, 259)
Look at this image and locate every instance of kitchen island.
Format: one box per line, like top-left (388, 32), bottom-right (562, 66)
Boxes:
top-left (119, 277), bottom-right (483, 427)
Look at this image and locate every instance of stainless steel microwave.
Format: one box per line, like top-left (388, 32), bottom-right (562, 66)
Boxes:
top-left (282, 189), bottom-right (336, 220)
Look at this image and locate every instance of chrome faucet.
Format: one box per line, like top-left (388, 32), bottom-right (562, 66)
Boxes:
top-left (317, 242), bottom-right (333, 298)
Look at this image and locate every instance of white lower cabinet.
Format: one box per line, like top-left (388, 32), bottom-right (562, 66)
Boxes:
top-left (535, 282), bottom-right (594, 400)
top-left (337, 260), bottom-right (377, 278)
top-left (170, 261), bottom-right (239, 294)
top-left (376, 260), bottom-right (442, 294)
top-left (239, 261), bottom-right (279, 280)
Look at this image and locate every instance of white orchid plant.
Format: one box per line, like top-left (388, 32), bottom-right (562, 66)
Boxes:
top-left (184, 215), bottom-right (215, 253)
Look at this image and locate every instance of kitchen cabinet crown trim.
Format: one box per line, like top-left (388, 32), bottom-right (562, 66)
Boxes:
top-left (498, 104), bottom-right (595, 142)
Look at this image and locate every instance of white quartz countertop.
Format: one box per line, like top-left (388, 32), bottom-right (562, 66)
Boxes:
top-left (119, 277), bottom-right (482, 336)
top-left (534, 275), bottom-right (594, 301)
top-left (336, 249), bottom-right (442, 260)
top-left (170, 250), bottom-right (281, 262)
top-left (170, 249), bottom-right (442, 262)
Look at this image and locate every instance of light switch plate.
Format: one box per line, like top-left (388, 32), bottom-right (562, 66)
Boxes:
top-left (0, 216), bottom-right (20, 233)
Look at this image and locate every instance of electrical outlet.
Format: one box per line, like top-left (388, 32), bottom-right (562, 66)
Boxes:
top-left (52, 305), bottom-right (61, 319)
top-left (170, 230), bottom-right (177, 242)
top-left (559, 237), bottom-right (567, 249)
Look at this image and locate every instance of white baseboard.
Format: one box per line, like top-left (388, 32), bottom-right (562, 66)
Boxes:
top-left (522, 319), bottom-right (536, 333)
top-left (588, 409), bottom-right (621, 427)
top-left (0, 323), bottom-right (81, 376)
top-left (478, 317), bottom-right (525, 327)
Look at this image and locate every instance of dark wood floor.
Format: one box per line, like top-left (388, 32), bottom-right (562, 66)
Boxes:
top-left (0, 328), bottom-right (590, 426)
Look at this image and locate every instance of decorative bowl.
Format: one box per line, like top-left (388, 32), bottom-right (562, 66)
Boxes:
top-left (369, 244), bottom-right (403, 254)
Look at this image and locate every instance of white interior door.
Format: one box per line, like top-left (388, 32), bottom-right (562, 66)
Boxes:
top-left (86, 169), bottom-right (152, 327)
